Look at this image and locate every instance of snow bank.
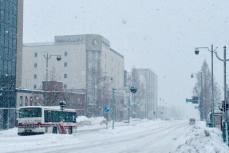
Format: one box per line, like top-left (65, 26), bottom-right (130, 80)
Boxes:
top-left (76, 116), bottom-right (107, 131)
top-left (173, 122), bottom-right (229, 153)
top-left (77, 116), bottom-right (106, 126)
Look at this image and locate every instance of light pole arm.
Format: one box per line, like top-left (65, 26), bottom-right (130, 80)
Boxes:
top-left (214, 51), bottom-right (224, 61)
top-left (214, 51), bottom-right (229, 62)
top-left (195, 47), bottom-right (210, 51)
top-left (196, 46), bottom-right (218, 53)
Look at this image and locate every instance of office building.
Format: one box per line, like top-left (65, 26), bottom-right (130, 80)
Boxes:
top-left (0, 0), bottom-right (23, 129)
top-left (21, 34), bottom-right (124, 116)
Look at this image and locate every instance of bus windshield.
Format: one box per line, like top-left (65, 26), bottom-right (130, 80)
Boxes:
top-left (19, 108), bottom-right (42, 118)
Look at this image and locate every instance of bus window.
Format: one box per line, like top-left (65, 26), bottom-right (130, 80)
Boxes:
top-left (19, 108), bottom-right (42, 118)
top-left (44, 110), bottom-right (52, 122)
top-left (44, 110), bottom-right (77, 123)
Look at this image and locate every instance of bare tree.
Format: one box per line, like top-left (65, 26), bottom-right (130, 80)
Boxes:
top-left (193, 60), bottom-right (221, 121)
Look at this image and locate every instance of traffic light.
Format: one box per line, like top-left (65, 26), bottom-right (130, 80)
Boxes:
top-left (221, 101), bottom-right (229, 112)
top-left (129, 86), bottom-right (137, 94)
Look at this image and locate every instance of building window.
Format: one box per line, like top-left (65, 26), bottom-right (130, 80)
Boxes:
top-left (34, 63), bottom-right (37, 68)
top-left (25, 97), bottom-right (28, 106)
top-left (34, 84), bottom-right (37, 89)
top-left (20, 96), bottom-right (23, 106)
top-left (34, 52), bottom-right (38, 57)
top-left (30, 97), bottom-right (33, 106)
top-left (64, 51), bottom-right (68, 56)
top-left (64, 74), bottom-right (67, 78)
top-left (64, 84), bottom-right (67, 89)
top-left (34, 74), bottom-right (37, 79)
top-left (64, 62), bottom-right (68, 67)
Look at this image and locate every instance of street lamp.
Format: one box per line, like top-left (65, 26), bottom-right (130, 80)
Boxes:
top-left (191, 72), bottom-right (203, 120)
top-left (213, 46), bottom-right (229, 145)
top-left (59, 101), bottom-right (66, 111)
top-left (194, 44), bottom-right (218, 127)
top-left (43, 53), bottom-right (62, 81)
top-left (112, 88), bottom-right (116, 129)
top-left (195, 45), bottom-right (229, 145)
top-left (129, 86), bottom-right (137, 121)
top-left (111, 87), bottom-right (127, 128)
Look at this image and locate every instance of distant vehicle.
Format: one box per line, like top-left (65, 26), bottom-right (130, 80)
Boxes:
top-left (189, 118), bottom-right (196, 125)
top-left (17, 106), bottom-right (77, 135)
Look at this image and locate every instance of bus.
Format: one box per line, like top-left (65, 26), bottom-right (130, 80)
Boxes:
top-left (17, 106), bottom-right (77, 135)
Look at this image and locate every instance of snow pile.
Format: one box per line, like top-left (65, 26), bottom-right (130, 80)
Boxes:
top-left (77, 116), bottom-right (92, 126)
top-left (173, 122), bottom-right (229, 153)
top-left (77, 116), bottom-right (106, 126)
top-left (76, 116), bottom-right (107, 131)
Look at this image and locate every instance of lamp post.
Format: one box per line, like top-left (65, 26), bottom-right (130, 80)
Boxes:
top-left (194, 44), bottom-right (218, 127)
top-left (212, 46), bottom-right (229, 145)
top-left (129, 86), bottom-right (137, 121)
top-left (112, 88), bottom-right (116, 129)
top-left (43, 54), bottom-right (61, 106)
top-left (191, 72), bottom-right (203, 120)
top-left (196, 46), bottom-right (229, 145)
top-left (43, 53), bottom-right (62, 81)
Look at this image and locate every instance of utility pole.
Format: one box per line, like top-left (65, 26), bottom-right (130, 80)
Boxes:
top-left (213, 46), bottom-right (229, 145)
top-left (128, 93), bottom-right (131, 123)
top-left (223, 46), bottom-right (228, 145)
top-left (43, 53), bottom-right (62, 82)
top-left (211, 44), bottom-right (215, 127)
top-left (129, 86), bottom-right (137, 119)
top-left (191, 72), bottom-right (203, 120)
top-left (42, 53), bottom-right (61, 106)
top-left (200, 72), bottom-right (203, 121)
top-left (112, 88), bottom-right (116, 129)
top-left (195, 44), bottom-right (218, 126)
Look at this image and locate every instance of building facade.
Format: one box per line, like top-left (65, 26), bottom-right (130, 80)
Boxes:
top-left (21, 34), bottom-right (124, 117)
top-left (0, 0), bottom-right (23, 129)
top-left (131, 68), bottom-right (158, 119)
top-left (16, 81), bottom-right (86, 116)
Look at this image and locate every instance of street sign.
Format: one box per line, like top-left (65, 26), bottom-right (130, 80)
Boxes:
top-left (186, 99), bottom-right (193, 103)
top-left (192, 96), bottom-right (199, 104)
top-left (221, 101), bottom-right (229, 112)
top-left (186, 96), bottom-right (199, 104)
top-left (104, 106), bottom-right (110, 113)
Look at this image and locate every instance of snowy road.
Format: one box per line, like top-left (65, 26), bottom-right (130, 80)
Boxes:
top-left (0, 120), bottom-right (191, 153)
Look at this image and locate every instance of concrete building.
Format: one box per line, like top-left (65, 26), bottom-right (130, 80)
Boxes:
top-left (0, 0), bottom-right (23, 129)
top-left (21, 34), bottom-right (124, 116)
top-left (131, 68), bottom-right (158, 119)
top-left (16, 81), bottom-right (86, 116)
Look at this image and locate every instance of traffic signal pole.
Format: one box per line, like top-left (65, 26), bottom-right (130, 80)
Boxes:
top-left (223, 46), bottom-right (228, 145)
top-left (211, 45), bottom-right (215, 127)
top-left (112, 88), bottom-right (116, 129)
top-left (214, 46), bottom-right (229, 145)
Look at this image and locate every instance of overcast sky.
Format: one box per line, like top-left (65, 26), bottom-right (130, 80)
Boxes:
top-left (23, 0), bottom-right (229, 118)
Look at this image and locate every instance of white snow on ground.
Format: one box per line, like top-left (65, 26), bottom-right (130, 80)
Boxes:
top-left (172, 122), bottom-right (229, 153)
top-left (76, 116), bottom-right (107, 131)
top-left (0, 119), bottom-right (228, 153)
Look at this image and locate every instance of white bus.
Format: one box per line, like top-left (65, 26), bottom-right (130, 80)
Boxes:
top-left (17, 106), bottom-right (77, 135)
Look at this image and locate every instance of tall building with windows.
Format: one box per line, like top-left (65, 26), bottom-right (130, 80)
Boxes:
top-left (21, 34), bottom-right (124, 116)
top-left (0, 0), bottom-right (23, 129)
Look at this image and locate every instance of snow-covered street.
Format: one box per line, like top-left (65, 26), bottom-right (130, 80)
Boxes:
top-left (0, 120), bottom-right (228, 153)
